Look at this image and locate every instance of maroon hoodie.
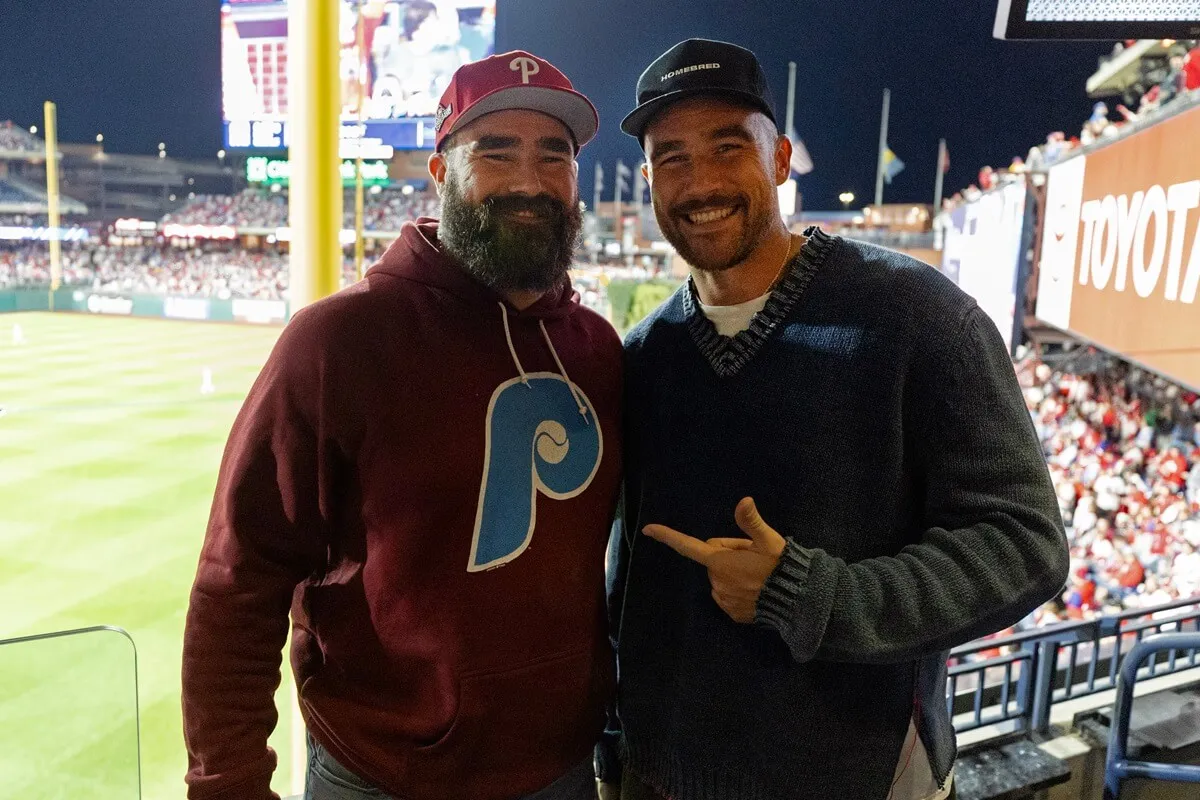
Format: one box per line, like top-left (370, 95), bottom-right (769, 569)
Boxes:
top-left (183, 220), bottom-right (623, 800)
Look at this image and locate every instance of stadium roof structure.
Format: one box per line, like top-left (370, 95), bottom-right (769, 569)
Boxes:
top-left (0, 176), bottom-right (87, 215)
top-left (1086, 40), bottom-right (1177, 99)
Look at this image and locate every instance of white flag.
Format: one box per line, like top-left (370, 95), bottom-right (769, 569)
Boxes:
top-left (615, 159), bottom-right (631, 197)
top-left (787, 124), bottom-right (814, 176)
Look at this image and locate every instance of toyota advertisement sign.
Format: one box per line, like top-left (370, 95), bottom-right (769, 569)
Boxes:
top-left (1036, 104), bottom-right (1200, 388)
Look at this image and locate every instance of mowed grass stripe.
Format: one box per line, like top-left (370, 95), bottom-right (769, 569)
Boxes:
top-left (0, 502), bottom-right (206, 632)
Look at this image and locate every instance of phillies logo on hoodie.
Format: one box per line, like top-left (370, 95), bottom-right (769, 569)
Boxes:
top-left (468, 373), bottom-right (602, 571)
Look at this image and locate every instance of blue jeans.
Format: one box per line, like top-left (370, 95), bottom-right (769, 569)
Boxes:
top-left (304, 734), bottom-right (596, 800)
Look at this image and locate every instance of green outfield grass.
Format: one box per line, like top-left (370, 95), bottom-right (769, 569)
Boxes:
top-left (0, 312), bottom-right (300, 800)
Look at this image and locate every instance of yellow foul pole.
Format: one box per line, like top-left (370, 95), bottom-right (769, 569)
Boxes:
top-left (288, 0), bottom-right (344, 314)
top-left (43, 101), bottom-right (62, 309)
top-left (354, 1), bottom-right (366, 280)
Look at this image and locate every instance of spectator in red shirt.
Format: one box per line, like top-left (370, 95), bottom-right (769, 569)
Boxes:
top-left (1183, 44), bottom-right (1200, 91)
top-left (1158, 447), bottom-right (1188, 490)
top-left (1114, 552), bottom-right (1145, 590)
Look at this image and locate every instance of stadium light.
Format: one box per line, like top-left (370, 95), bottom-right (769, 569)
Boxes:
top-left (158, 151), bottom-right (166, 159)
top-left (839, 191), bottom-right (856, 208)
top-left (29, 125), bottom-right (37, 135)
top-left (217, 149), bottom-right (226, 161)
top-left (96, 133), bottom-right (104, 144)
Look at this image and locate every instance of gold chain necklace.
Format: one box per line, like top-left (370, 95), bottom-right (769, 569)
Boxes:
top-left (768, 235), bottom-right (798, 291)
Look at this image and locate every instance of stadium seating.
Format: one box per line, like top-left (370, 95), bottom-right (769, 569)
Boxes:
top-left (0, 179), bottom-right (40, 205)
top-left (0, 243), bottom-right (327, 299)
top-left (1019, 354), bottom-right (1200, 629)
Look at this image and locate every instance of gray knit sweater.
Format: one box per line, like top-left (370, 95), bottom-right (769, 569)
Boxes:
top-left (605, 227), bottom-right (1069, 800)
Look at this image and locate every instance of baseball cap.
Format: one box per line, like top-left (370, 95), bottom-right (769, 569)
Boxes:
top-left (433, 50), bottom-right (599, 151)
top-left (621, 39), bottom-right (776, 142)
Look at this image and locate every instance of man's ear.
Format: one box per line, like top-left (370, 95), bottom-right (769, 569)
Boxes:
top-left (428, 150), bottom-right (449, 194)
top-left (774, 134), bottom-right (793, 187)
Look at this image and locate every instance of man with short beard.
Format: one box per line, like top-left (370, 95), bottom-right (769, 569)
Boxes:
top-left (183, 51), bottom-right (621, 800)
top-left (598, 39), bottom-right (1068, 800)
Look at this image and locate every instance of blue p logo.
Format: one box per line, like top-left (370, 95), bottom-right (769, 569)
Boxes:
top-left (468, 373), bottom-right (603, 572)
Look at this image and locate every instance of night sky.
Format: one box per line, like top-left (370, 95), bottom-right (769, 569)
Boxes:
top-left (0, 0), bottom-right (1109, 209)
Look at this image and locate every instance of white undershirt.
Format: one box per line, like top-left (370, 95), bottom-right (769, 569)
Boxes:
top-left (698, 293), bottom-right (953, 800)
top-left (891, 721), bottom-right (953, 800)
top-left (698, 291), bottom-right (771, 337)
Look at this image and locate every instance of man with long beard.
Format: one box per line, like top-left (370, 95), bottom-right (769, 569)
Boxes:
top-left (600, 39), bottom-right (1068, 800)
top-left (183, 51), bottom-right (621, 800)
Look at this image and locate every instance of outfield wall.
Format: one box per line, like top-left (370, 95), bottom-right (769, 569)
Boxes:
top-left (0, 289), bottom-right (288, 324)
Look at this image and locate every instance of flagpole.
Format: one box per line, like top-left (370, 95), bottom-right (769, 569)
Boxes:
top-left (785, 62), bottom-right (797, 135)
top-left (633, 169), bottom-right (643, 247)
top-left (614, 159), bottom-right (623, 251)
top-left (933, 138), bottom-right (947, 214)
top-left (874, 88), bottom-right (890, 206)
top-left (592, 162), bottom-right (602, 264)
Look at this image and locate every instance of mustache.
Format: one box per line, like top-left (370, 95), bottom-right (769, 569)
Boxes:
top-left (670, 194), bottom-right (746, 217)
top-left (479, 193), bottom-right (568, 223)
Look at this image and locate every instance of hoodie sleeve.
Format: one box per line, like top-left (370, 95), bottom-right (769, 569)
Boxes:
top-left (182, 313), bottom-right (336, 800)
top-left (754, 306), bottom-right (1070, 664)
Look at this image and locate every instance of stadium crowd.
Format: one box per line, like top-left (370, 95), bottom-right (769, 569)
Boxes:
top-left (0, 214), bottom-right (48, 227)
top-left (0, 243), bottom-right (359, 300)
top-left (1017, 353), bottom-right (1200, 626)
top-left (160, 190), bottom-right (289, 230)
top-left (161, 188), bottom-right (439, 232)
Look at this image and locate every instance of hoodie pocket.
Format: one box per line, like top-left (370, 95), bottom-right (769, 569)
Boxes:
top-left (406, 645), bottom-right (606, 798)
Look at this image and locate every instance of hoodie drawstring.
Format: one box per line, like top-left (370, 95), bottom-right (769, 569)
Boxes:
top-left (497, 302), bottom-right (591, 425)
top-left (539, 320), bottom-right (591, 424)
top-left (499, 302), bottom-right (530, 386)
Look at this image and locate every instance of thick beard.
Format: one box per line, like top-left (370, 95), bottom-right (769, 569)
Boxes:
top-left (438, 175), bottom-right (582, 294)
top-left (654, 193), bottom-right (771, 273)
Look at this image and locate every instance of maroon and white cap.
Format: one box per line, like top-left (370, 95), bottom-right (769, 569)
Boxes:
top-left (433, 50), bottom-right (599, 151)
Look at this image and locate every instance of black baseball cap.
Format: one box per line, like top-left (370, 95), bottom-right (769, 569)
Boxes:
top-left (621, 39), bottom-right (776, 142)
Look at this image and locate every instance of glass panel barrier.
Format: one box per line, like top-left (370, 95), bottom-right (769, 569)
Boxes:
top-left (0, 626), bottom-right (141, 800)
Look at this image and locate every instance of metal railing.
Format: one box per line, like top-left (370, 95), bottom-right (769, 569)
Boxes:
top-left (1104, 633), bottom-right (1200, 799)
top-left (948, 596), bottom-right (1200, 734)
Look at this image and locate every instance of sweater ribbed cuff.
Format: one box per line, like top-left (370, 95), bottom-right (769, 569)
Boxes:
top-left (755, 537), bottom-right (815, 627)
